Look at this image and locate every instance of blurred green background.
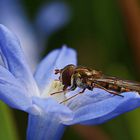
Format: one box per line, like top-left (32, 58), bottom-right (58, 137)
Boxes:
top-left (1, 0), bottom-right (140, 140)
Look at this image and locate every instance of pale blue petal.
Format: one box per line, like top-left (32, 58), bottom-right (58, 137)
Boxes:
top-left (34, 46), bottom-right (77, 92)
top-left (0, 0), bottom-right (39, 70)
top-left (32, 97), bottom-right (73, 121)
top-left (0, 65), bottom-right (32, 111)
top-left (0, 84), bottom-right (32, 111)
top-left (0, 65), bottom-right (22, 88)
top-left (0, 25), bottom-right (39, 96)
top-left (62, 90), bottom-right (140, 125)
top-left (28, 93), bottom-right (73, 140)
top-left (36, 2), bottom-right (71, 36)
top-left (27, 114), bottom-right (65, 140)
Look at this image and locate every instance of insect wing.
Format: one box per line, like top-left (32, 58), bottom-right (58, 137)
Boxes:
top-left (95, 76), bottom-right (140, 92)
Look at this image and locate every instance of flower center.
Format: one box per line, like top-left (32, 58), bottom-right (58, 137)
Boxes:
top-left (41, 80), bottom-right (66, 103)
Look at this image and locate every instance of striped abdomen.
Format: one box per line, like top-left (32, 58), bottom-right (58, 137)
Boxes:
top-left (95, 76), bottom-right (140, 93)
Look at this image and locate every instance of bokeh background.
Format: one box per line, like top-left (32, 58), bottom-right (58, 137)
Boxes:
top-left (0, 0), bottom-right (140, 140)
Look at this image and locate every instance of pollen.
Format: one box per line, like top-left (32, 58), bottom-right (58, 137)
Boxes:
top-left (51, 80), bottom-right (64, 90)
top-left (41, 80), bottom-right (66, 103)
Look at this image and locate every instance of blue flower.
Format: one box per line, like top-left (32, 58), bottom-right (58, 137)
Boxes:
top-left (35, 2), bottom-right (71, 37)
top-left (0, 24), bottom-right (140, 140)
top-left (0, 0), bottom-right (71, 70)
top-left (0, 0), bottom-right (39, 69)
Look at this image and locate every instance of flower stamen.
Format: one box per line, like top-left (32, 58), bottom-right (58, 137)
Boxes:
top-left (42, 80), bottom-right (66, 103)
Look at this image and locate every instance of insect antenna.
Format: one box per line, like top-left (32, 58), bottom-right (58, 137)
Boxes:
top-left (54, 69), bottom-right (61, 74)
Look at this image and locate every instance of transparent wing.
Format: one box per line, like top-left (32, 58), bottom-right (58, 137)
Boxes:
top-left (95, 75), bottom-right (140, 92)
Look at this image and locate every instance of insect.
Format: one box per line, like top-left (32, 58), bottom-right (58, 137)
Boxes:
top-left (51, 64), bottom-right (140, 103)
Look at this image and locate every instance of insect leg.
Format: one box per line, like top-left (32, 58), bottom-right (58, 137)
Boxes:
top-left (69, 84), bottom-right (77, 91)
top-left (50, 84), bottom-right (77, 95)
top-left (60, 88), bottom-right (86, 104)
top-left (54, 79), bottom-right (60, 81)
top-left (50, 88), bottom-right (68, 95)
top-left (94, 83), bottom-right (124, 97)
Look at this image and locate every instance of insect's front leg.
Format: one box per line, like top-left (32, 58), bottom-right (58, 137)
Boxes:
top-left (60, 88), bottom-right (86, 104)
top-left (68, 72), bottom-right (79, 91)
top-left (50, 84), bottom-right (77, 96)
top-left (59, 78), bottom-right (86, 103)
top-left (68, 84), bottom-right (77, 91)
top-left (79, 88), bottom-right (86, 94)
top-left (50, 85), bottom-right (68, 95)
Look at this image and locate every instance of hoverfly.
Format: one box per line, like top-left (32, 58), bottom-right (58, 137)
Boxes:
top-left (51, 64), bottom-right (140, 103)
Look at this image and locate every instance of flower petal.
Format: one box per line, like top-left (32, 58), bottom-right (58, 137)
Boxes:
top-left (62, 90), bottom-right (140, 125)
top-left (32, 97), bottom-right (73, 121)
top-left (0, 0), bottom-right (39, 70)
top-left (36, 2), bottom-right (71, 36)
top-left (0, 24), bottom-right (39, 96)
top-left (27, 114), bottom-right (65, 140)
top-left (34, 46), bottom-right (77, 93)
top-left (27, 96), bottom-right (73, 140)
top-left (0, 65), bottom-right (32, 111)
